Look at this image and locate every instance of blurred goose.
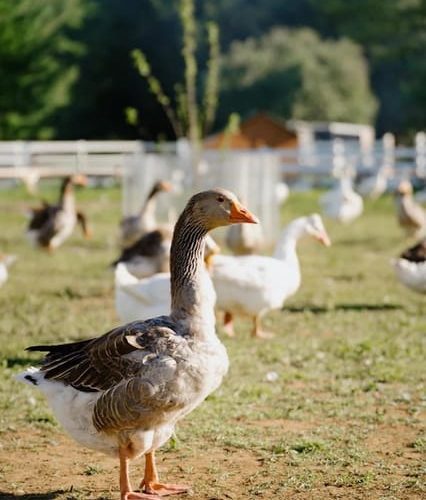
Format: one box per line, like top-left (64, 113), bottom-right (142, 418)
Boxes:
top-left (18, 189), bottom-right (257, 500)
top-left (115, 237), bottom-right (220, 323)
top-left (0, 254), bottom-right (16, 287)
top-left (275, 181), bottom-right (290, 204)
top-left (119, 180), bottom-right (172, 249)
top-left (356, 166), bottom-right (391, 199)
top-left (320, 176), bottom-right (363, 223)
top-left (211, 214), bottom-right (330, 338)
top-left (113, 227), bottom-right (173, 279)
top-left (225, 221), bottom-right (263, 255)
top-left (26, 175), bottom-right (90, 251)
top-left (392, 239), bottom-right (426, 294)
top-left (394, 181), bottom-right (426, 238)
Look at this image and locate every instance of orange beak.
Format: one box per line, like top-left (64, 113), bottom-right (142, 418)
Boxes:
top-left (316, 231), bottom-right (331, 247)
top-left (160, 181), bottom-right (173, 192)
top-left (72, 174), bottom-right (88, 187)
top-left (229, 201), bottom-right (259, 224)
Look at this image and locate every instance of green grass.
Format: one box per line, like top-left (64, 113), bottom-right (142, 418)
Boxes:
top-left (0, 181), bottom-right (424, 499)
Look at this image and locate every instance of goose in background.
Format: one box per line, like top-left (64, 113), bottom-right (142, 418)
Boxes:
top-left (395, 181), bottom-right (426, 238)
top-left (211, 214), bottom-right (330, 338)
top-left (26, 175), bottom-right (90, 251)
top-left (356, 166), bottom-right (392, 199)
top-left (0, 254), bottom-right (17, 287)
top-left (18, 189), bottom-right (257, 500)
top-left (320, 176), bottom-right (363, 223)
top-left (112, 226), bottom-right (173, 279)
top-left (119, 180), bottom-right (172, 249)
top-left (275, 181), bottom-right (290, 204)
top-left (392, 239), bottom-right (426, 294)
top-left (115, 236), bottom-right (220, 323)
top-left (225, 219), bottom-right (263, 255)
top-left (320, 175), bottom-right (364, 223)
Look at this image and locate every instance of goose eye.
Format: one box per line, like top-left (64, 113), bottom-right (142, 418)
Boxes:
top-left (216, 195), bottom-right (225, 203)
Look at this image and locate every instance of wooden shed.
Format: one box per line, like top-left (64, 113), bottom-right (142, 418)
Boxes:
top-left (204, 112), bottom-right (297, 150)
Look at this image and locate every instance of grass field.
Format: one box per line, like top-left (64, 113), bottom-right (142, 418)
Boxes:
top-left (0, 183), bottom-right (424, 499)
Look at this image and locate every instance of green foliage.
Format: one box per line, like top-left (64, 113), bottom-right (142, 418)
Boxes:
top-left (0, 0), bottom-right (89, 139)
top-left (131, 0), bottom-right (220, 142)
top-left (219, 27), bottom-right (378, 125)
top-left (311, 0), bottom-right (426, 134)
top-left (131, 48), bottom-right (183, 137)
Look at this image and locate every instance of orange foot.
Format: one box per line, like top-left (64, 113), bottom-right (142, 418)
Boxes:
top-left (253, 329), bottom-right (275, 339)
top-left (141, 481), bottom-right (190, 497)
top-left (122, 492), bottom-right (160, 499)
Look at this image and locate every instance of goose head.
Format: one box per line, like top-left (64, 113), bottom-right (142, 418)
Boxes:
top-left (71, 174), bottom-right (88, 187)
top-left (304, 214), bottom-right (331, 246)
top-left (185, 188), bottom-right (259, 231)
top-left (152, 180), bottom-right (173, 195)
top-left (396, 180), bottom-right (413, 197)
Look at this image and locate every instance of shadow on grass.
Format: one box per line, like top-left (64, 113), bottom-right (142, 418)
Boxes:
top-left (337, 235), bottom-right (401, 247)
top-left (0, 492), bottom-right (65, 500)
top-left (284, 303), bottom-right (403, 314)
top-left (3, 356), bottom-right (34, 368)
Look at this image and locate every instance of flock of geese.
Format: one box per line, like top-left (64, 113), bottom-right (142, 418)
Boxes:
top-left (0, 170), bottom-right (423, 499)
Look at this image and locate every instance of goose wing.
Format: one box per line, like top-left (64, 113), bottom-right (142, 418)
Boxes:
top-left (28, 204), bottom-right (58, 231)
top-left (113, 229), bottom-right (171, 266)
top-left (26, 317), bottom-right (182, 393)
top-left (400, 239), bottom-right (426, 262)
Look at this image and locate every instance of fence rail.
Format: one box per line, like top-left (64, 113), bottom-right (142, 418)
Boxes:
top-left (0, 133), bottom-right (425, 183)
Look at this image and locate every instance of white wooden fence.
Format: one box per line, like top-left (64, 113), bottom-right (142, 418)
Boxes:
top-left (0, 132), bottom-right (424, 182)
top-left (0, 140), bottom-right (144, 179)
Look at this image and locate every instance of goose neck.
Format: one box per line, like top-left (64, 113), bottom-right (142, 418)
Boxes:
top-left (138, 188), bottom-right (158, 224)
top-left (169, 210), bottom-right (212, 332)
top-left (59, 180), bottom-right (75, 213)
top-left (273, 222), bottom-right (304, 261)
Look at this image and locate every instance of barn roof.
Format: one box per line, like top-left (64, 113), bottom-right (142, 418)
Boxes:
top-left (204, 112), bottom-right (297, 149)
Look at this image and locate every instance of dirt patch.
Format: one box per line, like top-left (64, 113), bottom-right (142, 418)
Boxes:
top-left (365, 423), bottom-right (419, 453)
top-left (0, 422), bottom-right (424, 500)
top-left (249, 418), bottom-right (316, 433)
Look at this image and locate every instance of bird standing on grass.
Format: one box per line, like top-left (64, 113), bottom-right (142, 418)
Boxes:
top-left (26, 175), bottom-right (90, 252)
top-left (394, 180), bottom-right (426, 238)
top-left (18, 189), bottom-right (258, 500)
top-left (392, 239), bottom-right (426, 294)
top-left (119, 181), bottom-right (173, 249)
top-left (211, 214), bottom-right (330, 338)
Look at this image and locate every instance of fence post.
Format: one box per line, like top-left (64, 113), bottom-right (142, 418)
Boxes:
top-left (415, 132), bottom-right (426, 178)
top-left (13, 141), bottom-right (30, 167)
top-left (76, 139), bottom-right (88, 173)
top-left (332, 138), bottom-right (346, 177)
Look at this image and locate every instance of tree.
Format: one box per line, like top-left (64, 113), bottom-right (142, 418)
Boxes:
top-left (0, 0), bottom-right (89, 139)
top-left (130, 0), bottom-right (220, 144)
top-left (311, 0), bottom-right (426, 135)
top-left (218, 27), bottom-right (378, 126)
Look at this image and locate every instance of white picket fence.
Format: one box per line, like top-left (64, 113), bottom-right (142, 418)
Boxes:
top-left (0, 132), bottom-right (424, 181)
top-left (0, 140), bottom-right (144, 179)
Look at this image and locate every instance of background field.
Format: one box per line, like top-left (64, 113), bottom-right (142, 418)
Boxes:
top-left (0, 184), bottom-right (424, 499)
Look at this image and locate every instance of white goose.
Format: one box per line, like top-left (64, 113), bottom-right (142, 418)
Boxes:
top-left (392, 239), bottom-right (426, 294)
top-left (211, 214), bottom-right (330, 338)
top-left (115, 237), bottom-right (220, 323)
top-left (320, 176), bottom-right (363, 223)
top-left (18, 189), bottom-right (257, 500)
top-left (356, 166), bottom-right (390, 199)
